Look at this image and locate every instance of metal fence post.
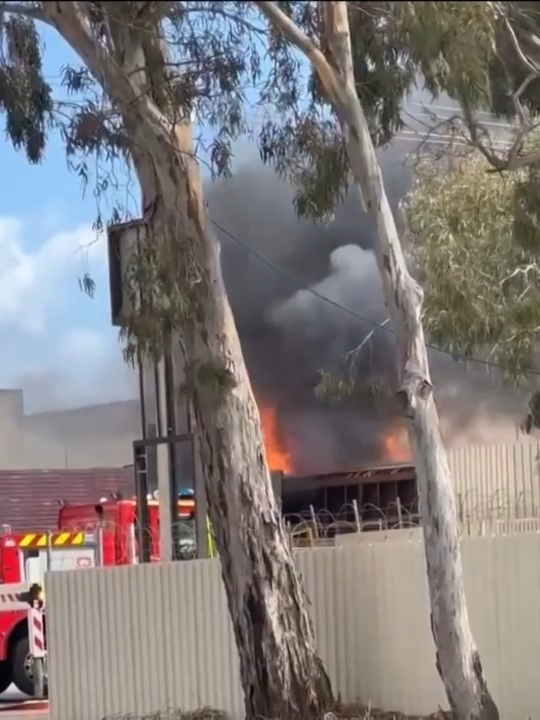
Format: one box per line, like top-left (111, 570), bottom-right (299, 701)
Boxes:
top-left (127, 522), bottom-right (137, 564)
top-left (309, 505), bottom-right (319, 538)
top-left (46, 531), bottom-right (52, 572)
top-left (352, 499), bottom-right (362, 532)
top-left (95, 524), bottom-right (103, 567)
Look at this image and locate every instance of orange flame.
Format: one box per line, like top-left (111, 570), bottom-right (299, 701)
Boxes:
top-left (258, 402), bottom-right (292, 473)
top-left (382, 425), bottom-right (411, 463)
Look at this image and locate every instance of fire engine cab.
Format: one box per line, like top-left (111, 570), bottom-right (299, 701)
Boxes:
top-left (57, 493), bottom-right (204, 563)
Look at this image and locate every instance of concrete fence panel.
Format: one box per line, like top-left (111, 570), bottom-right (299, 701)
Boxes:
top-left (46, 533), bottom-right (540, 720)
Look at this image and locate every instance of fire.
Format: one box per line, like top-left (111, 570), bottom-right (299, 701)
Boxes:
top-left (257, 401), bottom-right (292, 473)
top-left (382, 426), bottom-right (411, 462)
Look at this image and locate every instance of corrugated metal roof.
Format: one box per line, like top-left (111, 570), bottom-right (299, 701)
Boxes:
top-left (0, 467), bottom-right (134, 532)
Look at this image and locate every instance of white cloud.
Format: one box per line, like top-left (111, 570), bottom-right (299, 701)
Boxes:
top-left (0, 215), bottom-right (136, 412)
top-left (0, 217), bottom-right (106, 335)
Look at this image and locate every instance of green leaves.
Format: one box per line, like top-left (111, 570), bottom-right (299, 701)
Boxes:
top-left (0, 14), bottom-right (52, 162)
top-left (316, 371), bottom-right (394, 402)
top-left (258, 0), bottom-right (500, 218)
top-left (258, 113), bottom-right (349, 221)
top-left (0, 0), bottom-right (533, 382)
top-left (406, 151), bottom-right (540, 381)
top-left (0, 1), bottom-right (505, 218)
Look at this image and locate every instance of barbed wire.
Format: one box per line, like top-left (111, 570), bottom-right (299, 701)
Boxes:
top-left (38, 489), bottom-right (540, 566)
top-left (7, 486), bottom-right (540, 539)
top-left (284, 501), bottom-right (540, 546)
top-left (4, 483), bottom-right (538, 531)
top-left (37, 510), bottom-right (540, 570)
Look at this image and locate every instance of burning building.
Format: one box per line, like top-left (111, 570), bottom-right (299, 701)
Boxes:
top-left (108, 138), bottom-right (528, 552)
top-left (257, 393), bottom-right (417, 527)
top-left (212, 155), bottom-right (525, 475)
top-left (208, 150), bottom-right (528, 525)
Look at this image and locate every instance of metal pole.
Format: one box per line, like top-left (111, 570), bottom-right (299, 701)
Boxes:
top-left (396, 496), bottom-right (403, 528)
top-left (155, 361), bottom-right (173, 561)
top-left (309, 504), bottom-right (319, 538)
top-left (127, 522), bottom-right (137, 564)
top-left (95, 524), bottom-right (103, 567)
top-left (352, 499), bottom-right (362, 532)
top-left (28, 602), bottom-right (46, 698)
top-left (134, 444), bottom-right (150, 563)
top-left (46, 532), bottom-right (52, 572)
top-left (137, 350), bottom-right (147, 439)
top-left (192, 408), bottom-right (209, 559)
top-left (163, 332), bottom-right (179, 560)
top-left (154, 362), bottom-right (163, 437)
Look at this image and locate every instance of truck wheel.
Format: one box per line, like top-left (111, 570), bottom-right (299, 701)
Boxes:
top-left (11, 635), bottom-right (47, 698)
top-left (0, 660), bottom-right (13, 694)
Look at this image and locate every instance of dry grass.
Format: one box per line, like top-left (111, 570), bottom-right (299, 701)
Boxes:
top-left (102, 703), bottom-right (451, 720)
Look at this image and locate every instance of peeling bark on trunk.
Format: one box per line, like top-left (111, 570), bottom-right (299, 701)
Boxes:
top-left (41, 5), bottom-right (334, 719)
top-left (319, 7), bottom-right (499, 720)
top-left (138, 142), bottom-right (334, 720)
top-left (255, 2), bottom-right (499, 719)
top-left (152, 154), bottom-right (336, 720)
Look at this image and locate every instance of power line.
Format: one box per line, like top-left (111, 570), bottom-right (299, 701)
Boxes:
top-left (211, 219), bottom-right (540, 377)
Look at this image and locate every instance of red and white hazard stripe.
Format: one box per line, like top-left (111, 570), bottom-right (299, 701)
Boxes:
top-left (28, 607), bottom-right (45, 659)
top-left (0, 592), bottom-right (20, 604)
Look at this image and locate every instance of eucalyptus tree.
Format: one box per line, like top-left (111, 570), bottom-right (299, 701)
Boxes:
top-left (254, 3), bottom-right (503, 719)
top-left (4, 2), bottom-right (534, 718)
top-left (404, 1), bottom-right (540, 434)
top-left (0, 3), bottom-right (335, 717)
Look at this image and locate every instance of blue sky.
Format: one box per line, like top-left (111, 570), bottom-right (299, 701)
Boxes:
top-left (0, 28), bottom-right (127, 412)
top-left (0, 22), bottom-right (444, 415)
top-left (0, 20), bottom-right (277, 413)
top-left (0, 27), bottom-right (132, 412)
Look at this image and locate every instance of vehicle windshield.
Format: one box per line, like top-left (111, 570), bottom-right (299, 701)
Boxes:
top-left (174, 517), bottom-right (196, 559)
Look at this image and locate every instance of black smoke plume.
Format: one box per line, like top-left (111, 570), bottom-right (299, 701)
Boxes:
top-left (207, 144), bottom-right (526, 474)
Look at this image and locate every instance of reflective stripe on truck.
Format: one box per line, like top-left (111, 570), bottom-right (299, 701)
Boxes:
top-left (18, 532), bottom-right (84, 548)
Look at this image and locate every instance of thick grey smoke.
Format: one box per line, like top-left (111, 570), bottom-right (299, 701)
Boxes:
top-left (208, 143), bottom-right (528, 473)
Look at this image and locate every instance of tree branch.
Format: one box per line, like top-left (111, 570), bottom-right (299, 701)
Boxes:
top-left (449, 8), bottom-right (540, 172)
top-left (503, 13), bottom-right (540, 75)
top-left (254, 1), bottom-right (342, 104)
top-left (254, 1), bottom-right (319, 58)
top-left (40, 4), bottom-right (173, 161)
top-left (0, 1), bottom-right (52, 25)
top-left (254, 1), bottom-right (368, 209)
top-left (184, 6), bottom-right (267, 36)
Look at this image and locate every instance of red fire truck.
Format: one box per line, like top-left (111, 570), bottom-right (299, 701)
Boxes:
top-left (57, 494), bottom-right (203, 563)
top-left (0, 493), bottom-right (208, 696)
top-left (0, 531), bottom-right (79, 696)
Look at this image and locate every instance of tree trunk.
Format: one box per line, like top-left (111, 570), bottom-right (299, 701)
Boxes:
top-left (320, 8), bottom-right (499, 720)
top-left (40, 6), bottom-right (334, 719)
top-left (255, 3), bottom-right (499, 719)
top-left (138, 133), bottom-right (334, 720)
